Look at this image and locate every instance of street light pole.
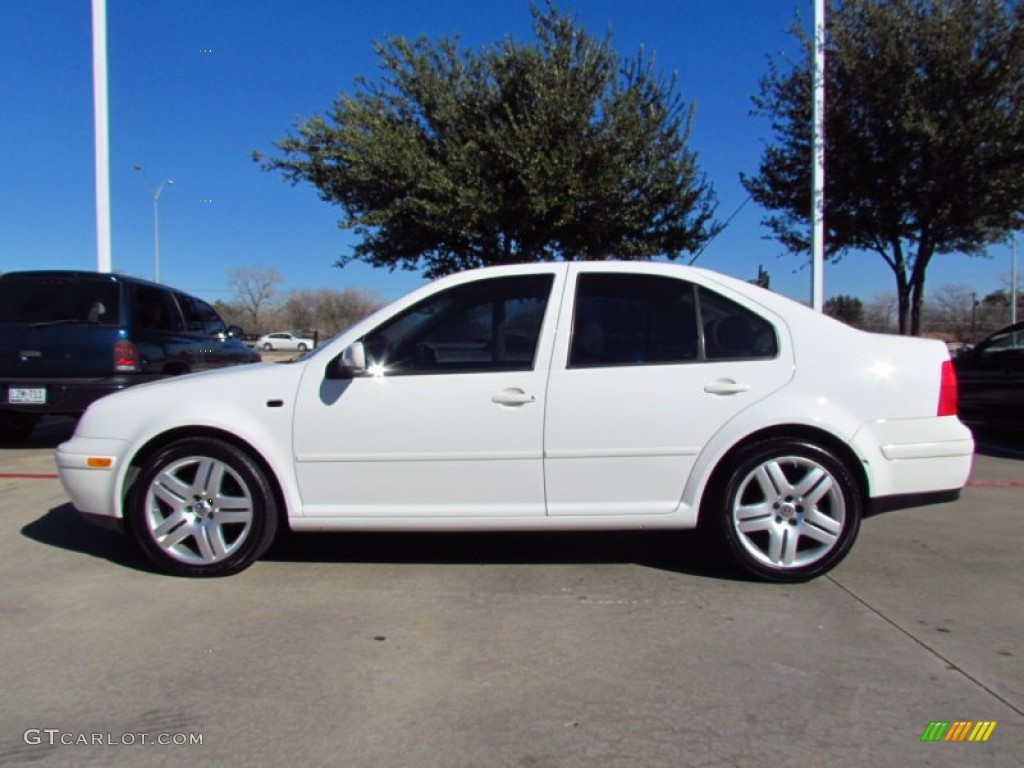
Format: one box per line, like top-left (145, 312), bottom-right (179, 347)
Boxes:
top-left (134, 165), bottom-right (173, 283)
top-left (1012, 234), bottom-right (1019, 326)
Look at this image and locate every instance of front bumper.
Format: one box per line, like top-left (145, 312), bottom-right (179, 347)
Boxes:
top-left (55, 436), bottom-right (131, 521)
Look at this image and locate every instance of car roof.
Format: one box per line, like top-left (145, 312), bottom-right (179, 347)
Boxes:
top-left (0, 270), bottom-right (164, 289)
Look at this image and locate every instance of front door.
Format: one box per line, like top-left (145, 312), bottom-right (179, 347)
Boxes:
top-left (292, 270), bottom-right (563, 518)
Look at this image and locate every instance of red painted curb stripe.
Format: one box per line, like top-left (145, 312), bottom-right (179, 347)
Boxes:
top-left (967, 479), bottom-right (1024, 488)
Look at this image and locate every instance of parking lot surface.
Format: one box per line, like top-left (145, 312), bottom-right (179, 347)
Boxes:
top-left (1, 419), bottom-right (1021, 767)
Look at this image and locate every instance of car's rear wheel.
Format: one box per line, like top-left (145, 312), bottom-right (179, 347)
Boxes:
top-left (0, 411), bottom-right (40, 443)
top-left (262, 342), bottom-right (274, 351)
top-left (127, 437), bottom-right (278, 577)
top-left (707, 438), bottom-right (862, 582)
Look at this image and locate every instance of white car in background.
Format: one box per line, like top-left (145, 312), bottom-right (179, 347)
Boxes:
top-left (56, 262), bottom-right (974, 581)
top-left (256, 331), bottom-right (315, 352)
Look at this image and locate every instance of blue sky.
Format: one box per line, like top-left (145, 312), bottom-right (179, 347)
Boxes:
top-left (1, 0), bottom-right (1017, 310)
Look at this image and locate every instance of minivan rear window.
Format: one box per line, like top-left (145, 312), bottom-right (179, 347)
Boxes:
top-left (0, 275), bottom-right (121, 326)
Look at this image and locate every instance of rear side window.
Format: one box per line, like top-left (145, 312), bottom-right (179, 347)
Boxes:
top-left (569, 273), bottom-right (777, 367)
top-left (0, 276), bottom-right (120, 325)
top-left (133, 285), bottom-right (183, 332)
top-left (570, 274), bottom-right (699, 366)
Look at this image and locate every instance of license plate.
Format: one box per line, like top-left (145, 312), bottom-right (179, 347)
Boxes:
top-left (7, 387), bottom-right (46, 405)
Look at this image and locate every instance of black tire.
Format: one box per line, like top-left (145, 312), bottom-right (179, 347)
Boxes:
top-left (262, 342), bottom-right (274, 351)
top-left (0, 412), bottom-right (40, 443)
top-left (297, 343), bottom-right (308, 352)
top-left (705, 438), bottom-right (862, 582)
top-left (126, 437), bottom-right (278, 577)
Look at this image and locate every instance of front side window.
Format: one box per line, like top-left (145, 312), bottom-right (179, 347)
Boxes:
top-left (363, 275), bottom-right (554, 374)
top-left (569, 273), bottom-right (777, 368)
top-left (176, 294), bottom-right (226, 335)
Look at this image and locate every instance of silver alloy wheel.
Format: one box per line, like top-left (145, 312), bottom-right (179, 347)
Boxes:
top-left (730, 455), bottom-right (845, 569)
top-left (142, 455), bottom-right (255, 566)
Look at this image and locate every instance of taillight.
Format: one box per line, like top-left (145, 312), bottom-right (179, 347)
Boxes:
top-left (114, 340), bottom-right (140, 372)
top-left (938, 360), bottom-right (958, 416)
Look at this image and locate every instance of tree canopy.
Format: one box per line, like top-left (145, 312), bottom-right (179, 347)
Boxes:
top-left (743, 0), bottom-right (1024, 335)
top-left (257, 2), bottom-right (719, 278)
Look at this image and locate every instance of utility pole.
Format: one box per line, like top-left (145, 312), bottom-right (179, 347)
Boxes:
top-left (92, 0), bottom-right (111, 272)
top-left (811, 0), bottom-right (826, 312)
top-left (1012, 235), bottom-right (1019, 326)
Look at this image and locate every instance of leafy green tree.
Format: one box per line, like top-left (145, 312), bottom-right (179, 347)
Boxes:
top-left (743, 0), bottom-right (1024, 335)
top-left (823, 294), bottom-right (864, 326)
top-left (257, 2), bottom-right (718, 278)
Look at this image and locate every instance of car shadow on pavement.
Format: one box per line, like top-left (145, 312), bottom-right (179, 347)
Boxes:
top-left (22, 504), bottom-right (743, 579)
top-left (21, 503), bottom-right (157, 574)
top-left (263, 529), bottom-right (743, 581)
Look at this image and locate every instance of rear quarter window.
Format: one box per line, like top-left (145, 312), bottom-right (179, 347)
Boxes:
top-left (698, 287), bottom-right (778, 360)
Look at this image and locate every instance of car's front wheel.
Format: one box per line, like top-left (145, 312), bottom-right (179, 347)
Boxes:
top-left (262, 342), bottom-right (274, 351)
top-left (707, 438), bottom-right (862, 582)
top-left (127, 437), bottom-right (278, 577)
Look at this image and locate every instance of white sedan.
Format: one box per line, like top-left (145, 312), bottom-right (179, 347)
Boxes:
top-left (256, 331), bottom-right (315, 352)
top-left (56, 262), bottom-right (974, 581)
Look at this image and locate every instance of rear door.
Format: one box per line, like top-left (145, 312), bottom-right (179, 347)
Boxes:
top-left (543, 264), bottom-right (793, 516)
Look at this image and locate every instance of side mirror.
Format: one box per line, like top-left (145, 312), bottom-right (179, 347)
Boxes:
top-left (325, 342), bottom-right (367, 380)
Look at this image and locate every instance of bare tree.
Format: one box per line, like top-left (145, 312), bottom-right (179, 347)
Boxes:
top-left (922, 284), bottom-right (976, 341)
top-left (861, 293), bottom-right (898, 334)
top-left (228, 267), bottom-right (284, 332)
top-left (315, 288), bottom-right (382, 336)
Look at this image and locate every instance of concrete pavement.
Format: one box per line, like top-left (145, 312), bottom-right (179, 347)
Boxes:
top-left (1, 420), bottom-right (1021, 767)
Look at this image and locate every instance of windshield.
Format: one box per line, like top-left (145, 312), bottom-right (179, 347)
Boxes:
top-left (0, 275), bottom-right (121, 326)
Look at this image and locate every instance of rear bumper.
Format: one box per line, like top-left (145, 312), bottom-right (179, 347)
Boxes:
top-left (1, 375), bottom-right (160, 416)
top-left (852, 417), bottom-right (975, 498)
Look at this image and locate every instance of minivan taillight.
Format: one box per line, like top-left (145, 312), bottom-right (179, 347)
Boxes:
top-left (938, 360), bottom-right (958, 416)
top-left (114, 340), bottom-right (140, 372)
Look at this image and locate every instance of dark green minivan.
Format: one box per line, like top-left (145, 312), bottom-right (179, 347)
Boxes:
top-left (0, 271), bottom-right (260, 442)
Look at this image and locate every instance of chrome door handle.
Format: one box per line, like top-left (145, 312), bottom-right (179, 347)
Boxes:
top-left (491, 388), bottom-right (536, 406)
top-left (703, 379), bottom-right (751, 395)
